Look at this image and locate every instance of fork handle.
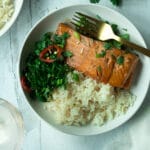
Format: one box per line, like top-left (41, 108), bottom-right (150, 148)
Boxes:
top-left (114, 35), bottom-right (150, 57)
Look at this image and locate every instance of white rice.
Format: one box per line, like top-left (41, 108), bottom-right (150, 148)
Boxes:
top-left (0, 0), bottom-right (14, 29)
top-left (45, 71), bottom-right (135, 126)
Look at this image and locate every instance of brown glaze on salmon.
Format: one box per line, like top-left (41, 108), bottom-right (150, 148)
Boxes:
top-left (56, 23), bottom-right (139, 89)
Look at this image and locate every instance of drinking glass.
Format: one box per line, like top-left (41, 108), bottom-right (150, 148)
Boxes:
top-left (0, 98), bottom-right (24, 150)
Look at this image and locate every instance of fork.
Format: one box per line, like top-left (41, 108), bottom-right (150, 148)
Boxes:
top-left (71, 12), bottom-right (150, 57)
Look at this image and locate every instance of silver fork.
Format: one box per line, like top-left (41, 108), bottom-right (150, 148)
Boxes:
top-left (71, 12), bottom-right (150, 57)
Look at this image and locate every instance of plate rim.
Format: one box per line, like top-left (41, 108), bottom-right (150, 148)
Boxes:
top-left (17, 3), bottom-right (150, 136)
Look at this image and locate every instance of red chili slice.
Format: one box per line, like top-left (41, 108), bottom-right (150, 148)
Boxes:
top-left (21, 76), bottom-right (31, 93)
top-left (39, 45), bottom-right (62, 63)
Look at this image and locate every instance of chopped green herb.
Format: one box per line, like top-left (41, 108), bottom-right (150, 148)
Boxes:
top-left (96, 14), bottom-right (102, 20)
top-left (112, 40), bottom-right (122, 49)
top-left (56, 79), bottom-right (63, 85)
top-left (104, 42), bottom-right (113, 50)
top-left (72, 73), bottom-right (79, 81)
top-left (53, 32), bottom-right (70, 48)
top-left (24, 32), bottom-right (72, 101)
top-left (63, 51), bottom-right (73, 57)
top-left (117, 56), bottom-right (124, 65)
top-left (111, 24), bottom-right (120, 35)
top-left (90, 0), bottom-right (100, 3)
top-left (34, 33), bottom-right (52, 56)
top-left (110, 0), bottom-right (121, 5)
top-left (96, 50), bottom-right (106, 58)
top-left (90, 0), bottom-right (121, 6)
top-left (120, 33), bottom-right (130, 40)
top-left (75, 16), bottom-right (87, 30)
top-left (49, 54), bottom-right (57, 60)
top-left (74, 31), bottom-right (80, 40)
top-left (97, 66), bottom-right (102, 72)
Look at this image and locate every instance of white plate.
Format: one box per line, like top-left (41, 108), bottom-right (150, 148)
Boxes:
top-left (18, 4), bottom-right (150, 135)
top-left (0, 0), bottom-right (23, 37)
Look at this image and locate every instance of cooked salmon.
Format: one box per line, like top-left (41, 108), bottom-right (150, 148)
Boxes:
top-left (56, 23), bottom-right (139, 89)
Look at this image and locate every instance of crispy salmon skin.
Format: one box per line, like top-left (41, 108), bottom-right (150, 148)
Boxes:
top-left (56, 23), bottom-right (139, 89)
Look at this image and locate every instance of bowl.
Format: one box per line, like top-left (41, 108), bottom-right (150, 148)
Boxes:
top-left (18, 4), bottom-right (150, 135)
top-left (0, 0), bottom-right (24, 37)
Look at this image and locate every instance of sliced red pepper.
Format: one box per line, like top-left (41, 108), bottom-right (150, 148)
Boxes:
top-left (39, 45), bottom-right (62, 63)
top-left (21, 76), bottom-right (31, 93)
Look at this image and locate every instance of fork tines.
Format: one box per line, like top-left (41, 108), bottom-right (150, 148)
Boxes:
top-left (76, 12), bottom-right (100, 23)
top-left (71, 12), bottom-right (99, 38)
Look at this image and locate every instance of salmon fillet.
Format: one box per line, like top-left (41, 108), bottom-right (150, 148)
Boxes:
top-left (56, 23), bottom-right (139, 89)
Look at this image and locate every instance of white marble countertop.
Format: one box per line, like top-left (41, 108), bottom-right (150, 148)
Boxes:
top-left (0, 0), bottom-right (150, 150)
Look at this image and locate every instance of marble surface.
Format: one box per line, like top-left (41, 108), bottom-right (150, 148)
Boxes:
top-left (0, 0), bottom-right (150, 150)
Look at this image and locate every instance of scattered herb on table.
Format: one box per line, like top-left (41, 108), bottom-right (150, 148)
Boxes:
top-left (90, 0), bottom-right (121, 6)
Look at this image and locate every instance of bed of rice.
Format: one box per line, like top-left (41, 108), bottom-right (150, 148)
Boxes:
top-left (45, 71), bottom-right (135, 126)
top-left (0, 0), bottom-right (14, 29)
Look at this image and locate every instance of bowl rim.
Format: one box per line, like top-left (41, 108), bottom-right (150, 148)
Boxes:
top-left (0, 0), bottom-right (24, 37)
top-left (17, 3), bottom-right (150, 136)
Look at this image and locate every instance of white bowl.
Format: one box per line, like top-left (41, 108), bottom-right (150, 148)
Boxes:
top-left (18, 4), bottom-right (150, 135)
top-left (0, 0), bottom-right (24, 37)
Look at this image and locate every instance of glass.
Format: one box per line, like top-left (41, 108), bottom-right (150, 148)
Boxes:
top-left (0, 98), bottom-right (24, 150)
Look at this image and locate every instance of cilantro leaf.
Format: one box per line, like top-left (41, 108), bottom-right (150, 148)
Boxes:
top-left (120, 33), bottom-right (130, 40)
top-left (117, 56), bottom-right (124, 65)
top-left (90, 0), bottom-right (100, 3)
top-left (112, 40), bottom-right (122, 49)
top-left (24, 32), bottom-right (71, 101)
top-left (111, 24), bottom-right (120, 35)
top-left (96, 50), bottom-right (106, 58)
top-left (104, 42), bottom-right (113, 50)
top-left (110, 0), bottom-right (121, 5)
top-left (63, 51), bottom-right (73, 57)
top-left (72, 73), bottom-right (79, 82)
top-left (90, 0), bottom-right (121, 6)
